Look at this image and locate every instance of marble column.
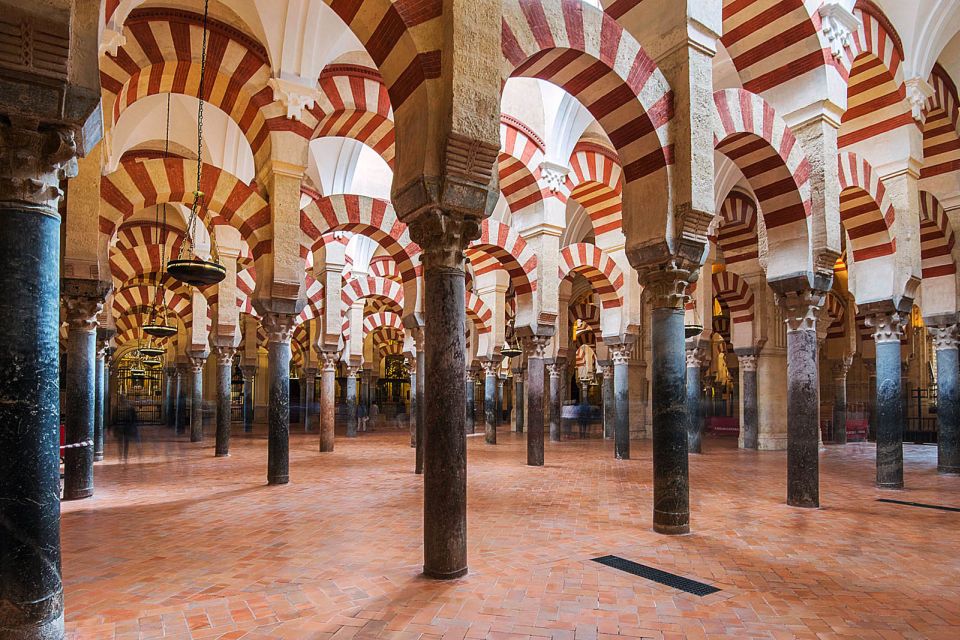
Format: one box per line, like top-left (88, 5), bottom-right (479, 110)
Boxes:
top-left (526, 337), bottom-right (548, 466)
top-left (188, 354), bottom-right (206, 443)
top-left (864, 359), bottom-right (877, 441)
top-left (610, 344), bottom-right (632, 461)
top-left (62, 283), bottom-right (108, 501)
top-left (241, 365), bottom-right (256, 432)
top-left (777, 288), bottom-right (826, 508)
top-left (685, 346), bottom-right (707, 454)
top-left (600, 362), bottom-right (614, 439)
top-left (302, 367), bottom-right (317, 433)
top-left (416, 345), bottom-right (425, 472)
top-left (319, 352), bottom-right (337, 452)
top-left (176, 364), bottom-right (189, 435)
top-left (465, 369), bottom-right (476, 434)
top-left (164, 366), bottom-right (177, 429)
top-left (408, 212), bottom-right (470, 580)
top-left (930, 325), bottom-right (960, 475)
top-left (408, 354), bottom-right (418, 448)
top-left (548, 362), bottom-right (563, 442)
top-left (737, 352), bottom-right (759, 449)
top-left (214, 346), bottom-right (235, 457)
top-left (513, 369), bottom-right (525, 433)
top-left (866, 308), bottom-right (905, 489)
top-left (345, 366), bottom-right (359, 438)
top-left (93, 343), bottom-right (107, 462)
top-left (263, 313), bottom-right (296, 485)
top-left (0, 120), bottom-right (83, 640)
top-left (641, 268), bottom-right (692, 534)
top-left (483, 360), bottom-right (498, 444)
top-left (831, 357), bottom-right (852, 444)
top-left (497, 377), bottom-right (506, 426)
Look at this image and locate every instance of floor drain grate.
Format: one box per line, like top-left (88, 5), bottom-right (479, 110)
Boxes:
top-left (591, 555), bottom-right (720, 596)
top-left (876, 498), bottom-right (960, 513)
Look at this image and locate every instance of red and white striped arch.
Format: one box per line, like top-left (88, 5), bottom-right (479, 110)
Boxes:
top-left (919, 191), bottom-right (957, 280)
top-left (921, 64), bottom-right (960, 179)
top-left (718, 0), bottom-right (832, 95)
top-left (713, 89), bottom-right (811, 277)
top-left (565, 143), bottom-right (623, 247)
top-left (298, 274), bottom-right (326, 324)
top-left (309, 65), bottom-right (395, 167)
top-left (372, 327), bottom-right (405, 356)
top-left (714, 191), bottom-right (758, 264)
top-left (499, 116), bottom-right (546, 215)
top-left (114, 221), bottom-right (184, 254)
top-left (568, 297), bottom-right (601, 336)
top-left (824, 291), bottom-right (846, 341)
top-left (465, 290), bottom-right (494, 335)
top-left (838, 3), bottom-right (911, 149)
top-left (837, 152), bottom-right (895, 262)
top-left (101, 158), bottom-right (271, 257)
top-left (110, 245), bottom-right (176, 288)
top-left (363, 311), bottom-right (403, 338)
top-left (711, 271), bottom-right (754, 325)
top-left (113, 283), bottom-right (193, 329)
top-left (369, 256), bottom-right (400, 281)
top-left (467, 220), bottom-right (537, 295)
top-left (502, 0), bottom-right (673, 200)
top-left (558, 243), bottom-right (624, 311)
top-left (100, 9), bottom-right (281, 170)
top-left (341, 276), bottom-right (404, 315)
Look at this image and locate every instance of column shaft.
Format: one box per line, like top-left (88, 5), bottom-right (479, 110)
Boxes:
top-left (265, 328), bottom-right (293, 485)
top-left (875, 340), bottom-right (903, 488)
top-left (549, 365), bottom-right (561, 442)
top-left (63, 322), bottom-right (96, 500)
top-left (832, 375), bottom-right (847, 445)
top-left (515, 378), bottom-right (524, 432)
top-left (484, 368), bottom-right (497, 444)
top-left (242, 368), bottom-right (255, 432)
top-left (785, 328), bottom-right (820, 506)
top-left (740, 356), bottom-right (758, 449)
top-left (650, 308), bottom-right (687, 532)
top-left (319, 358), bottom-right (336, 452)
top-left (416, 349), bottom-right (425, 471)
top-left (94, 352), bottom-right (105, 462)
top-left (345, 373), bottom-right (358, 438)
top-left (527, 349), bottom-right (546, 465)
top-left (936, 343), bottom-right (959, 474)
top-left (465, 374), bottom-right (475, 434)
top-left (215, 350), bottom-right (234, 457)
top-left (602, 368), bottom-right (614, 439)
top-left (190, 361), bottom-right (204, 443)
top-left (176, 368), bottom-right (188, 435)
top-left (165, 368), bottom-right (176, 429)
top-left (685, 352), bottom-right (703, 454)
top-left (614, 356), bottom-right (630, 460)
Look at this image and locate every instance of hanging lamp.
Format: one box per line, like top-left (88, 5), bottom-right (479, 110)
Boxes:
top-left (167, 0), bottom-right (226, 287)
top-left (501, 336), bottom-right (523, 358)
top-left (684, 302), bottom-right (704, 340)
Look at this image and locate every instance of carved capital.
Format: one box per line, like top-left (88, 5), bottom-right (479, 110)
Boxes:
top-left (906, 77), bottom-right (935, 123)
top-left (187, 354), bottom-right (207, 373)
top-left (639, 265), bottom-right (697, 310)
top-left (63, 295), bottom-right (105, 333)
top-left (685, 346), bottom-right (708, 369)
top-left (539, 161), bottom-right (569, 193)
top-left (407, 208), bottom-right (479, 270)
top-left (775, 288), bottom-right (826, 333)
top-left (268, 78), bottom-right (318, 121)
top-left (522, 335), bottom-right (550, 360)
top-left (214, 346), bottom-right (237, 366)
top-left (547, 362), bottom-right (564, 379)
top-left (481, 360), bottom-right (500, 377)
top-left (929, 324), bottom-right (960, 352)
top-left (864, 310), bottom-right (904, 344)
top-left (240, 364), bottom-right (257, 377)
top-left (609, 342), bottom-right (633, 366)
top-left (1, 122), bottom-right (80, 214)
top-left (465, 368), bottom-right (477, 382)
top-left (818, 2), bottom-right (861, 60)
top-left (347, 364), bottom-right (363, 377)
top-left (831, 355), bottom-right (854, 380)
top-left (261, 312), bottom-right (298, 345)
top-left (739, 354), bottom-right (758, 373)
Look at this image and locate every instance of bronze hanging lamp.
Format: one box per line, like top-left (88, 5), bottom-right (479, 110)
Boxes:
top-left (167, 0), bottom-right (226, 287)
top-left (684, 301), bottom-right (704, 339)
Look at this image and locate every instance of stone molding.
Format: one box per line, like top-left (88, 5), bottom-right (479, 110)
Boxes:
top-left (268, 77), bottom-right (319, 121)
top-left (929, 324), bottom-right (959, 352)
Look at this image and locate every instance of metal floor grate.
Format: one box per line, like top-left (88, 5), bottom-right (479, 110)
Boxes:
top-left (591, 555), bottom-right (720, 596)
top-left (876, 498), bottom-right (960, 513)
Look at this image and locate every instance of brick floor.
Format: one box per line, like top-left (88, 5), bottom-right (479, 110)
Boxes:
top-left (62, 425), bottom-right (960, 639)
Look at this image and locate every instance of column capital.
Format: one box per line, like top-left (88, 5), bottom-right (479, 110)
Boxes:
top-left (214, 346), bottom-right (237, 366)
top-left (864, 309), bottom-right (904, 344)
top-left (522, 334), bottom-right (550, 359)
top-left (318, 350), bottom-right (339, 372)
top-left (685, 346), bottom-right (709, 369)
top-left (187, 353), bottom-right (207, 372)
top-left (863, 358), bottom-right (876, 375)
top-left (465, 368), bottom-right (477, 382)
top-left (240, 364), bottom-right (258, 377)
top-left (609, 342), bottom-right (633, 366)
top-left (0, 122), bottom-right (81, 215)
top-left (406, 208), bottom-right (480, 270)
top-left (62, 279), bottom-right (111, 333)
top-left (774, 288), bottom-right (827, 333)
top-left (346, 364), bottom-right (363, 377)
top-left (546, 362), bottom-right (564, 379)
top-left (831, 355), bottom-right (854, 380)
top-left (929, 324), bottom-right (959, 352)
top-left (638, 265), bottom-right (697, 310)
top-left (261, 312), bottom-right (298, 345)
top-left (481, 360), bottom-right (499, 377)
top-left (738, 353), bottom-right (758, 373)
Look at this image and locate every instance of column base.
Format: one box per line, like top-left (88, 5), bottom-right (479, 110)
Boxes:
top-left (938, 466), bottom-right (960, 475)
top-left (787, 498), bottom-right (819, 509)
top-left (215, 453), bottom-right (229, 458)
top-left (0, 612), bottom-right (64, 640)
top-left (94, 454), bottom-right (103, 462)
top-left (877, 481), bottom-right (904, 490)
top-left (268, 476), bottom-right (289, 485)
top-left (653, 522), bottom-right (690, 535)
top-left (62, 488), bottom-right (93, 501)
top-left (422, 566), bottom-right (468, 580)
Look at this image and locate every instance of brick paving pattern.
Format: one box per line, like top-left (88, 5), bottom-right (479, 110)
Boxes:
top-left (62, 427), bottom-right (960, 639)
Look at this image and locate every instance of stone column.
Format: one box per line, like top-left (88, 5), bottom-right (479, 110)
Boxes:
top-left (408, 354), bottom-right (418, 448)
top-left (864, 359), bottom-right (877, 441)
top-left (640, 268), bottom-right (692, 534)
top-left (737, 352), bottom-right (759, 449)
top-left (513, 368), bottom-right (525, 433)
top-left (302, 367), bottom-right (317, 433)
top-left (214, 346), bottom-right (235, 457)
top-left (777, 288), bottom-right (826, 507)
top-left (0, 120), bottom-right (83, 640)
top-left (263, 313), bottom-right (296, 485)
top-left (548, 362), bottom-right (563, 443)
top-left (62, 282), bottom-right (108, 500)
top-left (865, 308), bottom-right (905, 489)
top-left (345, 366), bottom-right (359, 438)
top-left (176, 364), bottom-right (189, 435)
top-left (94, 342), bottom-right (107, 461)
top-left (416, 339), bottom-right (425, 472)
top-left (525, 337), bottom-right (548, 466)
top-left (685, 346), bottom-right (707, 454)
top-left (831, 357), bottom-right (852, 444)
top-left (483, 360), bottom-right (498, 444)
top-left (610, 344), bottom-right (632, 461)
top-left (241, 365), bottom-right (256, 432)
top-left (407, 212), bottom-right (472, 580)
top-left (465, 369), bottom-right (476, 434)
top-left (188, 353), bottom-right (207, 443)
top-left (600, 362), bottom-right (614, 439)
top-left (930, 325), bottom-right (960, 475)
top-left (319, 352), bottom-right (337, 452)
top-left (164, 366), bottom-right (177, 429)
top-left (497, 377), bottom-right (506, 426)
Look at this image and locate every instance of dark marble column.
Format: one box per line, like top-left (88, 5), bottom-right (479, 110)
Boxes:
top-left (513, 369), bottom-right (525, 432)
top-left (866, 308), bottom-right (905, 489)
top-left (465, 369), bottom-right (476, 435)
top-left (0, 121), bottom-right (79, 639)
top-left (408, 355), bottom-right (418, 448)
top-left (777, 288), bottom-right (826, 508)
top-left (610, 344), bottom-right (632, 461)
top-left (62, 281), bottom-right (109, 501)
top-left (685, 346), bottom-right (707, 454)
top-left (263, 313), bottom-right (296, 486)
top-left (303, 368), bottom-right (317, 433)
top-left (164, 366), bottom-right (177, 429)
top-left (93, 343), bottom-right (107, 462)
top-left (241, 365), bottom-right (256, 432)
top-left (525, 337), bottom-right (548, 466)
top-left (548, 362), bottom-right (562, 442)
top-left (319, 352), bottom-right (337, 452)
top-left (416, 346), bottom-right (425, 472)
top-left (408, 212), bottom-right (470, 580)
top-left (176, 364), bottom-right (189, 435)
top-left (483, 360), bottom-right (498, 444)
top-left (601, 362), bottom-right (614, 439)
top-left (345, 367), bottom-right (359, 438)
top-left (497, 377), bottom-right (506, 426)
top-left (188, 354), bottom-right (206, 443)
top-left (214, 347), bottom-right (235, 457)
top-left (864, 359), bottom-right (877, 441)
top-left (736, 351), bottom-right (759, 449)
top-left (831, 357), bottom-right (852, 444)
top-left (930, 325), bottom-right (960, 475)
